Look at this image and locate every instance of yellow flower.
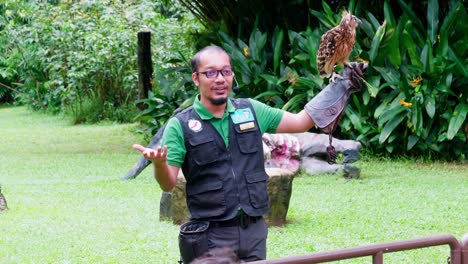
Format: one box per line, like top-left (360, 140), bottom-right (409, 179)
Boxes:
top-left (437, 34), bottom-right (440, 42)
top-left (287, 72), bottom-right (298, 86)
top-left (410, 76), bottom-right (422, 87)
top-left (243, 47), bottom-right (249, 57)
top-left (150, 79), bottom-right (155, 86)
top-left (354, 56), bottom-right (369, 64)
top-left (399, 99), bottom-right (412, 107)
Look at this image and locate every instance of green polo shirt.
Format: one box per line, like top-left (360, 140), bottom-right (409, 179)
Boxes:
top-left (162, 96), bottom-right (284, 168)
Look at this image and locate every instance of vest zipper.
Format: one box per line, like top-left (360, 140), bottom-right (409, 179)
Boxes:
top-left (231, 167), bottom-right (241, 210)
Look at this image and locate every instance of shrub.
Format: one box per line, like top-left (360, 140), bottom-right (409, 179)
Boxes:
top-left (0, 0), bottom-right (201, 124)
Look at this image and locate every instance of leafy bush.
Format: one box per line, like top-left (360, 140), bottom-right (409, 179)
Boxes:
top-left (349, 0), bottom-right (468, 160)
top-left (0, 0), bottom-right (200, 124)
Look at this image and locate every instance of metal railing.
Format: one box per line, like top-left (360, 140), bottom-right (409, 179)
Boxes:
top-left (252, 234), bottom-right (467, 264)
top-left (462, 234), bottom-right (468, 263)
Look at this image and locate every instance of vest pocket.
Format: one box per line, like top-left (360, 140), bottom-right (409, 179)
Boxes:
top-left (186, 180), bottom-right (226, 218)
top-left (189, 136), bottom-right (220, 165)
top-left (245, 171), bottom-right (269, 209)
top-left (236, 130), bottom-right (259, 154)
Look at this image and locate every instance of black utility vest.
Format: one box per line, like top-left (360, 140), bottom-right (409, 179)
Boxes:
top-left (177, 98), bottom-right (269, 221)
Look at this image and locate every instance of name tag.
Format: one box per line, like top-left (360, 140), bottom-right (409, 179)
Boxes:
top-left (239, 121), bottom-right (255, 130)
top-left (231, 108), bottom-right (254, 124)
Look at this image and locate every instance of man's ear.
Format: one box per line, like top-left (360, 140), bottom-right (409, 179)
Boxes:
top-left (192, 72), bottom-right (199, 86)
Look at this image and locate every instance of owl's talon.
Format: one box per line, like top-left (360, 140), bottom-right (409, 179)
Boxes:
top-left (330, 72), bottom-right (342, 83)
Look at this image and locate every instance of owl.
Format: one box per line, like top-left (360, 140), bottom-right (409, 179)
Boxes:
top-left (316, 11), bottom-right (361, 78)
top-left (0, 185), bottom-right (8, 211)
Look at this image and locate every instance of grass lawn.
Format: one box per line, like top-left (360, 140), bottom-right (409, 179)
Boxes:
top-left (0, 106), bottom-right (466, 263)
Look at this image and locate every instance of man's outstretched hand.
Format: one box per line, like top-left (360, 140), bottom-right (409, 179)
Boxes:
top-left (132, 144), bottom-right (168, 165)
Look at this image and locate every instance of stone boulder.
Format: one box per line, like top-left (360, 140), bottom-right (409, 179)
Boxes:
top-left (159, 168), bottom-right (295, 226)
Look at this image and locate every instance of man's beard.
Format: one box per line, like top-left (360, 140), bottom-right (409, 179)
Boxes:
top-left (209, 97), bottom-right (227, 105)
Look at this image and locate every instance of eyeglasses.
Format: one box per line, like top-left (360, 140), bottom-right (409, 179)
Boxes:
top-left (197, 68), bottom-right (234, 79)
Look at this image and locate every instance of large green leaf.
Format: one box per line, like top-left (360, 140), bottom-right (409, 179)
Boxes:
top-left (367, 12), bottom-right (381, 29)
top-left (373, 65), bottom-right (400, 85)
top-left (347, 0), bottom-right (357, 16)
top-left (411, 99), bottom-right (423, 135)
top-left (407, 135), bottom-right (419, 150)
top-left (249, 29), bottom-right (267, 62)
top-left (378, 103), bottom-right (407, 127)
top-left (361, 77), bottom-right (380, 98)
top-left (253, 90), bottom-right (281, 100)
top-left (310, 10), bottom-right (334, 29)
top-left (447, 103), bottom-right (468, 140)
top-left (425, 95), bottom-right (436, 119)
top-left (437, 1), bottom-right (461, 56)
top-left (272, 27), bottom-right (284, 73)
top-left (345, 107), bottom-right (362, 132)
top-left (281, 93), bottom-right (307, 112)
top-left (359, 18), bottom-right (374, 39)
top-left (295, 76), bottom-right (322, 90)
top-left (447, 46), bottom-right (467, 77)
top-left (420, 41), bottom-right (434, 73)
top-left (397, 0), bottom-right (425, 33)
top-left (426, 0), bottom-right (439, 45)
top-left (369, 20), bottom-right (387, 63)
top-left (374, 90), bottom-right (399, 119)
top-left (258, 74), bottom-right (279, 86)
top-left (383, 0), bottom-right (396, 27)
top-left (381, 27), bottom-right (401, 67)
top-left (401, 28), bottom-right (423, 69)
top-left (379, 111), bottom-right (406, 144)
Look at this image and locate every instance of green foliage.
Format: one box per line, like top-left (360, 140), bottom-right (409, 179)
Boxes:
top-left (163, 0), bottom-right (467, 160)
top-left (0, 0), bottom-right (200, 124)
top-left (3, 0), bottom-right (466, 159)
top-left (351, 0), bottom-right (468, 160)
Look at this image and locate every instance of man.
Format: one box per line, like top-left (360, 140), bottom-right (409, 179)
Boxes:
top-left (133, 45), bottom-right (365, 262)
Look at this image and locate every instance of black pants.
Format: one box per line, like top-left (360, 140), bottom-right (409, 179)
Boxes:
top-left (179, 216), bottom-right (268, 263)
top-left (208, 216), bottom-right (268, 261)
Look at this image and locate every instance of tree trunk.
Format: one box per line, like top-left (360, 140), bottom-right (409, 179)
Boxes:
top-left (137, 31), bottom-right (153, 111)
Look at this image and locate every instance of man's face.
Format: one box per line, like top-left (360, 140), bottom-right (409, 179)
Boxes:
top-left (192, 50), bottom-right (233, 106)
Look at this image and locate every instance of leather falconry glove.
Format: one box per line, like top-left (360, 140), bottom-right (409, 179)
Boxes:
top-left (304, 62), bottom-right (368, 164)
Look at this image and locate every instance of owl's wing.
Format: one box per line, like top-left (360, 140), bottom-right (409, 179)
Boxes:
top-left (316, 29), bottom-right (338, 77)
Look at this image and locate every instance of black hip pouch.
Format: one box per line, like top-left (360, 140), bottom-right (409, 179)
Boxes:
top-left (178, 220), bottom-right (210, 264)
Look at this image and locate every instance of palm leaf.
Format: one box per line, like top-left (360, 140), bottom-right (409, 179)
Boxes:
top-left (369, 20), bottom-right (387, 63)
top-left (447, 103), bottom-right (468, 140)
top-left (379, 111), bottom-right (406, 144)
top-left (426, 0), bottom-right (439, 45)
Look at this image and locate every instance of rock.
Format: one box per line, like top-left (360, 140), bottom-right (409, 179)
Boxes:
top-left (301, 156), bottom-right (343, 175)
top-left (264, 168), bottom-right (295, 226)
top-left (160, 168), bottom-right (295, 226)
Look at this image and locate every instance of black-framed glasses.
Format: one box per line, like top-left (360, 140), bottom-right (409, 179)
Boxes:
top-left (197, 68), bottom-right (234, 79)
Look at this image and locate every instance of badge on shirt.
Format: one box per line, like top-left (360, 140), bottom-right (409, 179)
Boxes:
top-left (231, 108), bottom-right (254, 124)
top-left (188, 119), bottom-right (203, 132)
top-left (239, 121), bottom-right (255, 131)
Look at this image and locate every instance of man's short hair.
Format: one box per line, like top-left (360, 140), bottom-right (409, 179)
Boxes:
top-left (191, 46), bottom-right (233, 73)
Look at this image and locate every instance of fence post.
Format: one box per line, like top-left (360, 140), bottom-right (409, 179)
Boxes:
top-left (137, 30), bottom-right (153, 111)
top-left (372, 251), bottom-right (383, 264)
top-left (461, 234), bottom-right (468, 264)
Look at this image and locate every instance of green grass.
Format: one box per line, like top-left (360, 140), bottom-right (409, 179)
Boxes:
top-left (0, 107), bottom-right (466, 263)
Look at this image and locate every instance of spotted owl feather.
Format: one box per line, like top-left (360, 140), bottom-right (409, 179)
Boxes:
top-left (316, 11), bottom-right (361, 78)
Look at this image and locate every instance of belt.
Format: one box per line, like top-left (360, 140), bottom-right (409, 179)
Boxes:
top-left (211, 214), bottom-right (262, 229)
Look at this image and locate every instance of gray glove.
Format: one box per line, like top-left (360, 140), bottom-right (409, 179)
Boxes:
top-left (304, 62), bottom-right (367, 164)
top-left (305, 62), bottom-right (368, 133)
